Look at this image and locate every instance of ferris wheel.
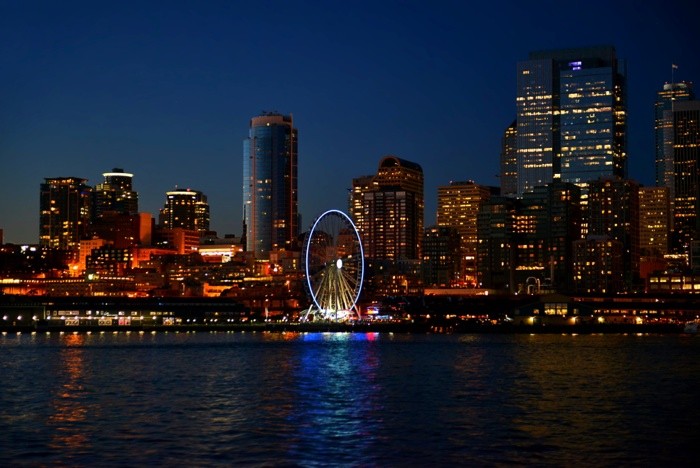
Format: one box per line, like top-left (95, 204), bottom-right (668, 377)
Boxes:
top-left (302, 209), bottom-right (364, 321)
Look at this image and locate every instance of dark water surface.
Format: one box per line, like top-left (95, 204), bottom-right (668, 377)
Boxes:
top-left (1, 331), bottom-right (698, 466)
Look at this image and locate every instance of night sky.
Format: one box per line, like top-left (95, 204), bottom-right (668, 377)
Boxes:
top-left (1, 0), bottom-right (698, 244)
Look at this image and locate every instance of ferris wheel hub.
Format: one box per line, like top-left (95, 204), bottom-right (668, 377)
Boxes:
top-left (336, 258), bottom-right (343, 269)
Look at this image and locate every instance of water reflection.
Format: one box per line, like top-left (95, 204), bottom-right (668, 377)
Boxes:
top-left (47, 333), bottom-right (93, 453)
top-left (290, 332), bottom-right (384, 464)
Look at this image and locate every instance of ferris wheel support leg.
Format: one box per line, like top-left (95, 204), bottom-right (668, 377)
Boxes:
top-left (302, 305), bottom-right (315, 322)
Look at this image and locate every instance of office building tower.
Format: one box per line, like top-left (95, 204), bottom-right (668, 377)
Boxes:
top-left (573, 236), bottom-right (624, 294)
top-left (519, 181), bottom-right (582, 291)
top-left (159, 188), bottom-right (210, 235)
top-left (437, 180), bottom-right (495, 285)
top-left (352, 156), bottom-right (424, 262)
top-left (638, 187), bottom-right (670, 257)
top-left (243, 112), bottom-right (298, 259)
top-left (40, 177), bottom-right (92, 252)
top-left (92, 168), bottom-right (138, 220)
top-left (500, 120), bottom-right (518, 196)
top-left (655, 82), bottom-right (694, 192)
top-left (422, 226), bottom-right (461, 286)
top-left (516, 46), bottom-right (626, 195)
top-left (477, 196), bottom-right (518, 291)
top-left (587, 177), bottom-right (640, 288)
top-left (349, 175), bottom-right (375, 229)
top-left (672, 100), bottom-right (700, 252)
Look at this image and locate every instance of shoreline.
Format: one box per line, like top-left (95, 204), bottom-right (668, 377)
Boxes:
top-left (0, 321), bottom-right (690, 335)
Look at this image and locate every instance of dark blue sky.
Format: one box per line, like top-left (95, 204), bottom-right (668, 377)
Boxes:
top-left (1, 0), bottom-right (698, 244)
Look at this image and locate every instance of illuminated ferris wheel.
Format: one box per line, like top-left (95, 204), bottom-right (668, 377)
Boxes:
top-left (301, 209), bottom-right (364, 321)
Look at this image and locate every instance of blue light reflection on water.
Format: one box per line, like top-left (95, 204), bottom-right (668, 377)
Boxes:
top-left (1, 332), bottom-right (699, 466)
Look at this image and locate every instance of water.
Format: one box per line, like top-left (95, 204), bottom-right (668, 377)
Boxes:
top-left (1, 331), bottom-right (698, 466)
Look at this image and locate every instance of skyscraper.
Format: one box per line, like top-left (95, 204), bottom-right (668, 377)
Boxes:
top-left (437, 180), bottom-right (494, 285)
top-left (655, 82), bottom-right (694, 193)
top-left (638, 187), bottom-right (670, 257)
top-left (500, 120), bottom-right (518, 196)
top-left (159, 188), bottom-right (210, 235)
top-left (40, 177), bottom-right (92, 252)
top-left (516, 46), bottom-right (626, 195)
top-left (352, 156), bottom-right (424, 262)
top-left (587, 177), bottom-right (640, 287)
top-left (92, 168), bottom-right (138, 220)
top-left (243, 112), bottom-right (298, 259)
top-left (672, 100), bottom-right (700, 252)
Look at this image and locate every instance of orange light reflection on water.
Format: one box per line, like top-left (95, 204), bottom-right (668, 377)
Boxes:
top-left (47, 333), bottom-right (92, 451)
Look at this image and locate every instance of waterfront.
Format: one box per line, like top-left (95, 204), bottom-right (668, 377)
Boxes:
top-left (1, 332), bottom-right (698, 466)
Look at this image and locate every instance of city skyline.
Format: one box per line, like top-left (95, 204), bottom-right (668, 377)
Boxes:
top-left (2, 1), bottom-right (698, 244)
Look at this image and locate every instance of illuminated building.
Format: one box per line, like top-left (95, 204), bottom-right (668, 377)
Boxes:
top-left (349, 175), bottom-right (375, 231)
top-left (243, 112), bottom-right (299, 259)
top-left (86, 245), bottom-right (133, 276)
top-left (655, 82), bottom-right (694, 192)
top-left (155, 227), bottom-right (200, 255)
top-left (516, 46), bottom-right (626, 196)
top-left (477, 182), bottom-right (581, 293)
top-left (40, 177), bottom-right (92, 252)
top-left (638, 187), bottom-right (670, 257)
top-left (437, 180), bottom-right (495, 285)
top-left (92, 168), bottom-right (138, 220)
top-left (671, 100), bottom-right (700, 254)
top-left (519, 181), bottom-right (581, 292)
top-left (477, 196), bottom-right (518, 291)
top-left (352, 156), bottom-right (424, 262)
top-left (422, 225), bottom-right (460, 286)
top-left (573, 235), bottom-right (624, 294)
top-left (587, 177), bottom-right (640, 288)
top-left (500, 120), bottom-right (518, 196)
top-left (159, 189), bottom-right (210, 235)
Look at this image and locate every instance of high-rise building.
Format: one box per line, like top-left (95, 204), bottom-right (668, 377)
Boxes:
top-left (159, 189), bottom-right (210, 235)
top-left (437, 180), bottom-right (494, 285)
top-left (573, 236), bottom-right (624, 294)
top-left (92, 168), bottom-right (138, 220)
top-left (243, 112), bottom-right (298, 259)
top-left (516, 46), bottom-right (626, 196)
top-left (477, 196), bottom-right (518, 291)
top-left (638, 187), bottom-right (670, 257)
top-left (500, 120), bottom-right (518, 196)
top-left (672, 100), bottom-right (700, 253)
top-left (422, 226), bottom-right (460, 287)
top-left (587, 177), bottom-right (640, 288)
top-left (351, 156), bottom-right (424, 262)
top-left (655, 82), bottom-right (694, 193)
top-left (40, 177), bottom-right (92, 252)
top-left (519, 181), bottom-right (582, 291)
top-left (476, 182), bottom-right (581, 293)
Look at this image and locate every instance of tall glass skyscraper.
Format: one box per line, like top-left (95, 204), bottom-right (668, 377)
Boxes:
top-left (40, 177), bottom-right (92, 252)
top-left (243, 113), bottom-right (298, 259)
top-left (654, 81), bottom-right (694, 196)
top-left (516, 46), bottom-right (627, 195)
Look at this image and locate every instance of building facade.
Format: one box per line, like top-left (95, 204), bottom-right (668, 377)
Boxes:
top-left (516, 46), bottom-right (627, 196)
top-left (243, 113), bottom-right (299, 259)
top-left (422, 226), bottom-right (461, 287)
top-left (500, 120), bottom-right (518, 196)
top-left (158, 189), bottom-right (210, 235)
top-left (437, 180), bottom-right (494, 286)
top-left (92, 168), bottom-right (138, 221)
top-left (587, 177), bottom-right (640, 288)
top-left (672, 100), bottom-right (700, 254)
top-left (351, 156), bottom-right (424, 262)
top-left (638, 186), bottom-right (670, 257)
top-left (40, 177), bottom-right (92, 252)
top-left (655, 82), bottom-right (694, 193)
